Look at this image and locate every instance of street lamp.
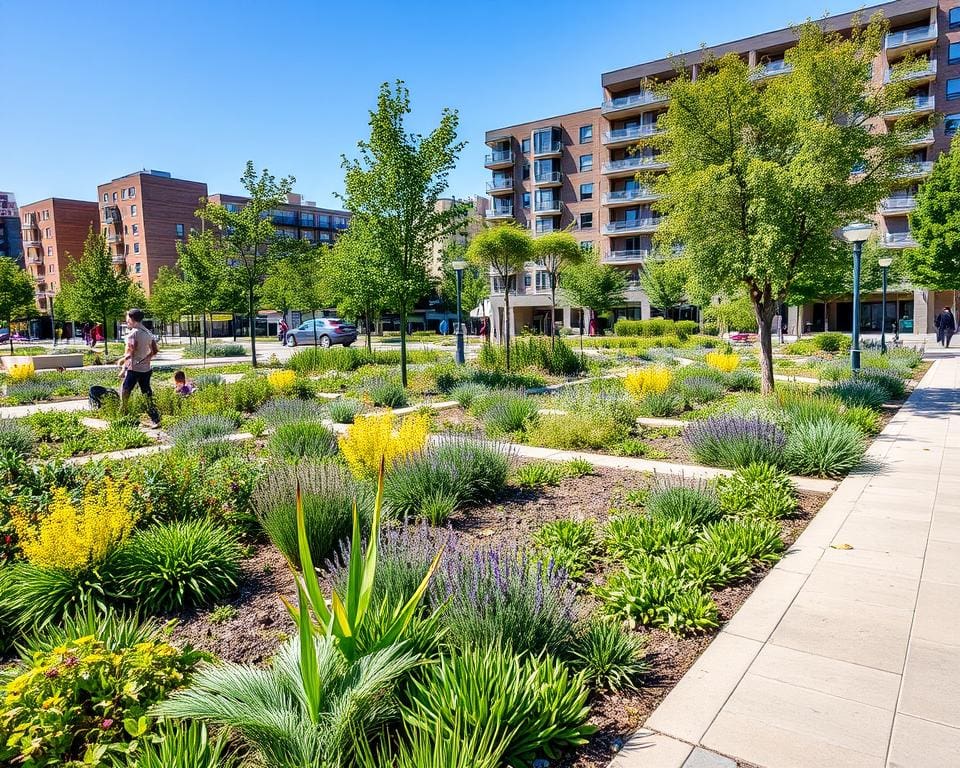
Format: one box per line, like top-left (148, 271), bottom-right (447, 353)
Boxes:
top-left (42, 291), bottom-right (57, 347)
top-left (878, 256), bottom-right (893, 354)
top-left (841, 222), bottom-right (873, 374)
top-left (451, 258), bottom-right (468, 365)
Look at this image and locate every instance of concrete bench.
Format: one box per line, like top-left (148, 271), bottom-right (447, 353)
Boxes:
top-left (2, 353), bottom-right (85, 371)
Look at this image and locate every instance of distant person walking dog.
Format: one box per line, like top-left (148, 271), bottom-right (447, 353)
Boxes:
top-left (935, 307), bottom-right (956, 348)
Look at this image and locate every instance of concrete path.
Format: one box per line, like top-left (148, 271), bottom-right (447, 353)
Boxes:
top-left (615, 349), bottom-right (960, 768)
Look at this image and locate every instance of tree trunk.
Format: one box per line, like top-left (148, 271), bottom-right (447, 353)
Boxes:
top-left (202, 311), bottom-right (208, 368)
top-left (7, 316), bottom-right (12, 355)
top-left (248, 286), bottom-right (257, 368)
top-left (753, 296), bottom-right (776, 396)
top-left (399, 306), bottom-right (408, 387)
top-left (312, 309), bottom-right (318, 348)
top-left (364, 306), bottom-right (372, 352)
top-left (504, 289), bottom-right (512, 372)
top-left (550, 284), bottom-right (557, 353)
top-left (103, 312), bottom-right (109, 358)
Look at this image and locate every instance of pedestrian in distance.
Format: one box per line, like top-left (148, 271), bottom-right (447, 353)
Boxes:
top-left (935, 306), bottom-right (956, 348)
top-left (118, 308), bottom-right (161, 427)
top-left (278, 317), bottom-right (288, 343)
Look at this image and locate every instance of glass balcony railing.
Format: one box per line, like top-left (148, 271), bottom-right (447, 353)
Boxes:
top-left (486, 206), bottom-right (514, 218)
top-left (534, 171), bottom-right (562, 184)
top-left (885, 95), bottom-right (935, 117)
top-left (603, 124), bottom-right (660, 144)
top-left (880, 196), bottom-right (917, 212)
top-left (603, 156), bottom-right (668, 173)
top-left (535, 221), bottom-right (560, 234)
top-left (899, 161), bottom-right (934, 178)
top-left (485, 149), bottom-right (514, 165)
top-left (486, 178), bottom-right (513, 192)
top-left (885, 25), bottom-right (937, 50)
top-left (534, 141), bottom-right (562, 155)
top-left (603, 188), bottom-right (658, 204)
top-left (535, 199), bottom-right (563, 214)
top-left (603, 216), bottom-right (662, 234)
top-left (885, 59), bottom-right (937, 83)
top-left (881, 232), bottom-right (918, 248)
top-left (601, 91), bottom-right (668, 113)
top-left (750, 60), bottom-right (793, 80)
top-left (605, 249), bottom-right (651, 262)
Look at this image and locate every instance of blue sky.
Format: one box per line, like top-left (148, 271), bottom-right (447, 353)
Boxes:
top-left (4, 0), bottom-right (839, 209)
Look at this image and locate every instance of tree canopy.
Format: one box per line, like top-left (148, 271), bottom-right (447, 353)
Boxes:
top-left (637, 257), bottom-right (688, 318)
top-left (325, 222), bottom-right (389, 351)
top-left (0, 257), bottom-right (35, 354)
top-left (532, 231), bottom-right (583, 347)
top-left (561, 248), bottom-right (627, 326)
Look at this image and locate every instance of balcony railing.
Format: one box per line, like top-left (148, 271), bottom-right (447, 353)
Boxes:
top-left (602, 124), bottom-right (660, 144)
top-left (534, 171), bottom-right (562, 185)
top-left (111, 254), bottom-right (126, 265)
top-left (885, 59), bottom-right (937, 83)
top-left (605, 249), bottom-right (651, 262)
top-left (880, 196), bottom-right (917, 213)
top-left (603, 187), bottom-right (658, 204)
top-left (22, 215), bottom-right (36, 227)
top-left (535, 199), bottom-right (563, 214)
top-left (106, 233), bottom-right (123, 244)
top-left (271, 215), bottom-right (297, 226)
top-left (881, 232), bottom-right (918, 248)
top-left (534, 141), bottom-right (563, 155)
top-left (750, 60), bottom-right (794, 80)
top-left (486, 206), bottom-right (514, 219)
top-left (601, 91), bottom-right (668, 113)
top-left (602, 155), bottom-right (668, 174)
top-left (885, 24), bottom-right (937, 50)
top-left (885, 95), bottom-right (935, 117)
top-left (899, 161), bottom-right (934, 178)
top-left (486, 178), bottom-right (514, 193)
top-left (23, 237), bottom-right (41, 248)
top-left (485, 149), bottom-right (514, 166)
top-left (906, 130), bottom-right (935, 146)
top-left (603, 216), bottom-right (662, 234)
top-left (102, 207), bottom-right (120, 224)
top-left (534, 221), bottom-right (560, 234)
top-left (27, 254), bottom-right (42, 265)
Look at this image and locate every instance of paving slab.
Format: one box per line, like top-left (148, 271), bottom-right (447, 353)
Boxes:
top-left (887, 714), bottom-right (960, 768)
top-left (609, 730), bottom-right (693, 768)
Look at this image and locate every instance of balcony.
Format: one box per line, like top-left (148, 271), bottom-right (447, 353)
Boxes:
top-left (604, 248), bottom-right (651, 263)
top-left (106, 233), bottom-right (123, 244)
top-left (102, 207), bottom-right (120, 224)
top-left (885, 59), bottom-right (937, 84)
top-left (22, 215), bottom-right (36, 227)
top-left (602, 124), bottom-right (661, 147)
top-left (534, 141), bottom-right (563, 157)
top-left (534, 171), bottom-right (562, 187)
top-left (899, 161), bottom-right (934, 180)
top-left (486, 178), bottom-right (514, 194)
top-left (35, 279), bottom-right (47, 291)
top-left (881, 231), bottom-right (918, 249)
top-left (271, 214), bottom-right (297, 226)
top-left (486, 206), bottom-right (514, 221)
top-left (22, 235), bottom-right (41, 248)
top-left (905, 130), bottom-right (935, 148)
top-left (534, 221), bottom-right (561, 234)
top-left (604, 216), bottom-right (663, 235)
top-left (534, 199), bottom-right (563, 214)
top-left (484, 149), bottom-right (514, 169)
top-left (27, 254), bottom-right (42, 265)
top-left (603, 187), bottom-right (659, 206)
top-left (750, 60), bottom-right (794, 81)
top-left (601, 91), bottom-right (668, 117)
top-left (884, 95), bottom-right (935, 119)
top-left (885, 24), bottom-right (937, 53)
top-left (879, 196), bottom-right (917, 215)
top-left (111, 254), bottom-right (126, 265)
top-left (602, 155), bottom-right (669, 177)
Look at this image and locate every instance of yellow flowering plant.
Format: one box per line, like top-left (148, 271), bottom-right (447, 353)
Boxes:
top-left (338, 412), bottom-right (430, 479)
top-left (705, 352), bottom-right (740, 373)
top-left (267, 369), bottom-right (298, 394)
top-left (8, 360), bottom-right (35, 382)
top-left (13, 478), bottom-right (138, 571)
top-left (624, 366), bottom-right (673, 399)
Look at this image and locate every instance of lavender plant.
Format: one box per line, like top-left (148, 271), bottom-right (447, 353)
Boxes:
top-left (684, 414), bottom-right (786, 468)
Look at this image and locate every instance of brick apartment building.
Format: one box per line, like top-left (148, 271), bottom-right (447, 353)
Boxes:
top-left (97, 170), bottom-right (208, 296)
top-left (19, 197), bottom-right (100, 315)
top-left (205, 192), bottom-right (349, 246)
top-left (484, 0), bottom-right (958, 337)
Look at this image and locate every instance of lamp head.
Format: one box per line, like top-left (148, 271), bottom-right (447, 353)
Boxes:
top-left (877, 257), bottom-right (894, 268)
top-left (840, 222), bottom-right (873, 243)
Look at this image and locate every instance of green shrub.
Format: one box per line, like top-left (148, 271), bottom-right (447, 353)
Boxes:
top-left (0, 419), bottom-right (35, 455)
top-left (604, 513), bottom-right (697, 559)
top-left (638, 390), bottom-right (685, 417)
top-left (254, 461), bottom-right (371, 568)
top-left (119, 720), bottom-right (239, 768)
top-left (785, 418), bottom-right (866, 478)
top-left (182, 342), bottom-right (245, 358)
top-left (449, 382), bottom-right (490, 408)
top-left (287, 346), bottom-right (368, 373)
top-left (842, 405), bottom-right (883, 436)
top-left (568, 617), bottom-right (649, 691)
top-left (0, 562), bottom-right (111, 636)
top-left (645, 482), bottom-right (721, 526)
top-left (364, 377), bottom-right (408, 408)
top-left (614, 318), bottom-right (674, 337)
top-left (524, 410), bottom-right (625, 450)
top-left (403, 645), bottom-right (595, 767)
top-left (192, 373), bottom-right (227, 389)
top-left (813, 332), bottom-right (851, 353)
top-left (479, 391), bottom-right (539, 435)
top-left (776, 389), bottom-right (844, 427)
top-left (716, 463), bottom-right (798, 519)
top-left (0, 636), bottom-right (203, 767)
top-left (478, 338), bottom-right (584, 376)
top-left (166, 414), bottom-right (237, 448)
top-left (533, 519), bottom-right (597, 578)
top-left (327, 397), bottom-right (364, 424)
top-left (112, 519), bottom-right (243, 613)
top-left (825, 378), bottom-right (888, 409)
top-left (858, 367), bottom-right (907, 399)
top-left (699, 517), bottom-right (784, 565)
top-left (229, 375), bottom-right (273, 412)
top-left (267, 421), bottom-right (338, 461)
top-left (512, 460), bottom-right (567, 488)
top-left (677, 375), bottom-right (726, 404)
top-left (256, 397), bottom-right (326, 426)
top-left (17, 602), bottom-right (162, 660)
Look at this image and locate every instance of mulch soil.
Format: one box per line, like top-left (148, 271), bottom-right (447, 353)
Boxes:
top-left (170, 465), bottom-right (828, 768)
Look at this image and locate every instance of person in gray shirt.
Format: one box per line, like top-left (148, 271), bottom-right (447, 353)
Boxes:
top-left (118, 307), bottom-right (161, 427)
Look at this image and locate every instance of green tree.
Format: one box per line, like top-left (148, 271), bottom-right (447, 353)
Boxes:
top-left (341, 81), bottom-right (468, 386)
top-left (200, 162), bottom-right (294, 367)
top-left (532, 231), bottom-right (584, 349)
top-left (649, 16), bottom-right (931, 393)
top-left (0, 258), bottom-right (35, 354)
top-left (904, 134), bottom-right (960, 294)
top-left (263, 239), bottom-right (330, 348)
top-left (325, 222), bottom-right (388, 352)
top-left (437, 240), bottom-right (488, 323)
top-left (638, 256), bottom-right (688, 318)
top-left (147, 266), bottom-right (185, 342)
top-left (177, 226), bottom-right (229, 365)
top-left (467, 224), bottom-right (533, 371)
top-left (561, 247), bottom-right (627, 358)
top-left (59, 227), bottom-right (133, 356)
top-left (702, 293), bottom-right (757, 336)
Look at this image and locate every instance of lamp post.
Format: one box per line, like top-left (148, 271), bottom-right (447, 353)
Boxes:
top-left (841, 223), bottom-right (874, 374)
top-left (878, 256), bottom-right (893, 354)
top-left (451, 259), bottom-right (467, 365)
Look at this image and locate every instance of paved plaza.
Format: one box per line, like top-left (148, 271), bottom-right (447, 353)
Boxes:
top-left (614, 348), bottom-right (960, 768)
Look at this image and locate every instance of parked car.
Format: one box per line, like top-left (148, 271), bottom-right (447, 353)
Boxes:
top-left (285, 318), bottom-right (357, 348)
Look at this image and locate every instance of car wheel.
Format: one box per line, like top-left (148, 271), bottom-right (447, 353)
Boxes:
top-left (343, 341), bottom-right (353, 348)
top-left (319, 335), bottom-right (332, 348)
top-left (287, 335), bottom-right (297, 347)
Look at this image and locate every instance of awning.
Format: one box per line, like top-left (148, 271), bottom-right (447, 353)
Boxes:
top-left (469, 299), bottom-right (490, 319)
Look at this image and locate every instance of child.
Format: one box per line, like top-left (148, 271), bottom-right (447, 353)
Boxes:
top-left (173, 370), bottom-right (195, 396)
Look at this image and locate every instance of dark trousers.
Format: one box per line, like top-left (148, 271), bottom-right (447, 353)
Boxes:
top-left (122, 369), bottom-right (160, 424)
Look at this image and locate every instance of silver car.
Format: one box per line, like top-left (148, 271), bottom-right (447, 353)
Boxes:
top-left (285, 318), bottom-right (357, 348)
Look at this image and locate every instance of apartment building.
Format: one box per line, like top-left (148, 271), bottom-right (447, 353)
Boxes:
top-left (0, 192), bottom-right (23, 266)
top-left (428, 195), bottom-right (489, 276)
top-left (206, 192), bottom-right (349, 246)
top-left (97, 170), bottom-right (208, 296)
top-left (484, 0), bottom-right (958, 336)
top-left (19, 197), bottom-right (99, 313)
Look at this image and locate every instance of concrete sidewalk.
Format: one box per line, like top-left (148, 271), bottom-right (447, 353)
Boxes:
top-left (617, 349), bottom-right (960, 768)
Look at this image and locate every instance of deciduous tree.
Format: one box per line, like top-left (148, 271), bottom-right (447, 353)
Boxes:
top-left (561, 247), bottom-right (627, 358)
top-left (532, 231), bottom-right (583, 348)
top-left (438, 241), bottom-right (489, 324)
top-left (0, 257), bottom-right (34, 354)
top-left (325, 223), bottom-right (388, 352)
top-left (638, 256), bottom-right (688, 319)
top-left (177, 226), bottom-right (229, 365)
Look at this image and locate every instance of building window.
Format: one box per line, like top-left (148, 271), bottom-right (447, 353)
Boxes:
top-left (523, 273), bottom-right (532, 288)
top-left (130, 205), bottom-right (137, 216)
top-left (128, 187), bottom-right (135, 198)
top-left (580, 183), bottom-right (593, 200)
top-left (580, 212), bottom-right (593, 229)
top-left (47, 246), bottom-right (52, 256)
top-left (49, 264), bottom-right (54, 273)
top-left (334, 216), bottom-right (348, 229)
top-left (124, 225), bottom-right (128, 235)
top-left (579, 240), bottom-right (593, 252)
top-left (535, 271), bottom-right (551, 291)
top-left (579, 154), bottom-right (593, 172)
top-left (521, 137), bottom-right (531, 154)
top-left (103, 193), bottom-right (108, 202)
top-left (946, 113), bottom-right (960, 135)
top-left (133, 243), bottom-right (140, 254)
top-left (522, 163), bottom-right (530, 180)
top-left (318, 232), bottom-right (331, 242)
top-left (176, 223), bottom-right (185, 237)
top-left (121, 188), bottom-right (127, 199)
top-left (522, 192), bottom-right (531, 209)
top-left (579, 125), bottom-right (593, 143)
top-left (132, 224), bottom-right (139, 235)
top-left (134, 262), bottom-right (142, 274)
top-left (43, 210), bottom-right (49, 220)
top-left (949, 78), bottom-right (960, 100)
top-left (951, 7), bottom-right (960, 29)
top-left (951, 42), bottom-right (960, 65)
top-left (112, 191), bottom-right (118, 201)
top-left (45, 227), bottom-right (51, 237)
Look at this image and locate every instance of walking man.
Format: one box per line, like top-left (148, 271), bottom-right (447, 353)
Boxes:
top-left (935, 306), bottom-right (956, 348)
top-left (118, 308), bottom-right (161, 427)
